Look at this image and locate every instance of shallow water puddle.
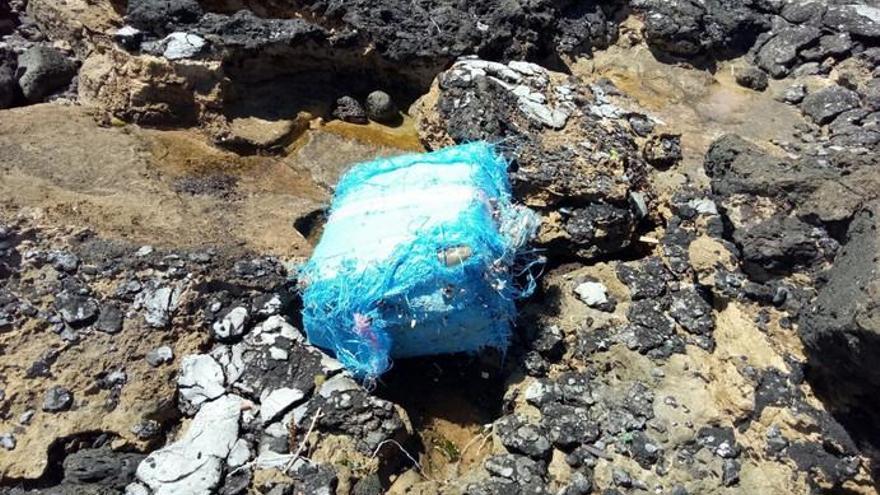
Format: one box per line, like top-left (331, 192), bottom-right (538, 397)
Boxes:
top-left (0, 103), bottom-right (423, 257)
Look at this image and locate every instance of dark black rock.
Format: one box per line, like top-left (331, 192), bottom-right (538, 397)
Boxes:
top-left (332, 96), bottom-right (368, 124)
top-left (308, 0), bottom-right (621, 65)
top-left (665, 197), bottom-right (696, 222)
top-left (662, 222), bottom-right (696, 274)
top-left (861, 79), bottom-right (880, 112)
top-left (755, 26), bottom-right (822, 78)
top-left (696, 426), bottom-right (741, 459)
top-left (624, 298), bottom-right (681, 356)
top-left (627, 114), bottom-right (655, 137)
top-left (577, 326), bottom-right (613, 357)
top-left (220, 469), bottom-right (252, 495)
top-left (754, 368), bottom-right (801, 419)
top-left (51, 251), bottom-right (80, 273)
top-left (823, 4), bottom-right (880, 38)
top-left (564, 204), bottom-right (636, 259)
top-left (799, 201), bottom-right (880, 443)
top-left (565, 446), bottom-right (597, 468)
top-left (95, 304), bottom-right (124, 334)
top-left (308, 381), bottom-right (407, 454)
top-left (351, 473), bottom-right (382, 495)
top-left (561, 469), bottom-right (593, 495)
top-left (828, 107), bottom-right (870, 132)
top-left (483, 454), bottom-right (547, 484)
top-left (130, 419), bottom-right (161, 440)
top-left (622, 382), bottom-right (656, 422)
top-left (529, 324), bottom-right (565, 361)
top-left (55, 291), bottom-right (99, 326)
top-left (781, 1), bottom-right (826, 25)
top-left (555, 2), bottom-right (619, 55)
top-left (765, 426), bottom-right (789, 457)
top-left (26, 350), bottom-right (60, 379)
top-left (194, 11), bottom-right (324, 51)
top-left (114, 26), bottom-right (145, 50)
top-left (556, 372), bottom-right (594, 408)
top-left (721, 459), bottom-right (740, 486)
top-left (494, 414), bottom-right (552, 459)
top-left (787, 442), bottom-right (859, 487)
top-left (669, 288), bottom-right (715, 335)
top-left (616, 257), bottom-right (670, 300)
top-left (126, 0), bottom-right (204, 37)
top-left (63, 447), bottom-right (144, 488)
top-left (252, 292), bottom-right (288, 317)
top-left (522, 351), bottom-right (549, 377)
top-left (43, 385), bottom-right (73, 412)
top-left (626, 431), bottom-right (662, 468)
top-left (114, 0), bottom-right (624, 96)
top-left (465, 477), bottom-right (548, 495)
top-left (434, 59), bottom-right (646, 196)
top-left (16, 46), bottom-right (77, 102)
top-left (777, 83), bottom-right (807, 104)
top-left (830, 126), bottom-right (880, 148)
top-left (524, 378), bottom-right (562, 408)
top-left (0, 50), bottom-right (17, 109)
top-left (634, 0), bottom-right (771, 58)
top-left (800, 33), bottom-right (853, 61)
top-left (735, 66), bottom-right (768, 91)
top-left (436, 70), bottom-right (513, 143)
top-left (705, 135), bottom-right (780, 191)
top-left (429, 57), bottom-right (650, 264)
top-left (611, 467), bottom-right (632, 488)
top-left (801, 85), bottom-right (861, 125)
top-left (861, 47), bottom-right (880, 67)
top-left (733, 215), bottom-right (830, 276)
top-left (290, 463), bottom-right (338, 495)
top-left (0, 2), bottom-right (16, 36)
top-left (704, 134), bottom-right (868, 227)
top-left (365, 90), bottom-right (398, 123)
top-left (237, 343), bottom-right (321, 401)
top-left (643, 133), bottom-right (682, 168)
top-left (541, 403), bottom-right (598, 448)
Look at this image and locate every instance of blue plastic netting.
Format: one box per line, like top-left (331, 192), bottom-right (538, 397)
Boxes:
top-left (299, 142), bottom-right (540, 379)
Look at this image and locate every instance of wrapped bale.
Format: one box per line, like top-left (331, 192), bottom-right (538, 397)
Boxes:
top-left (300, 142), bottom-right (540, 378)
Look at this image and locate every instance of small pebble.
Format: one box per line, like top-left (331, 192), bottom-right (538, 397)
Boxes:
top-left (0, 433), bottom-right (15, 450)
top-left (136, 246), bottom-right (154, 257)
top-left (42, 385), bottom-right (73, 412)
top-left (146, 346), bottom-right (174, 367)
top-left (19, 409), bottom-right (35, 425)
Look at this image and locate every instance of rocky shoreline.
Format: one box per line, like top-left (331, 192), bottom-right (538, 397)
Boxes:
top-left (2, 1), bottom-right (880, 494)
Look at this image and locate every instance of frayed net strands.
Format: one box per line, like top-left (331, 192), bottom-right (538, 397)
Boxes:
top-left (299, 142), bottom-right (541, 379)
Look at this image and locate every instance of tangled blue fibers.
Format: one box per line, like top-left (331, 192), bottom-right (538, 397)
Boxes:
top-left (299, 142), bottom-right (541, 380)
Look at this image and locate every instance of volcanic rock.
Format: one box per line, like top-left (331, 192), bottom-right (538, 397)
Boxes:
top-left (16, 45), bottom-right (77, 102)
top-left (801, 85), bottom-right (861, 125)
